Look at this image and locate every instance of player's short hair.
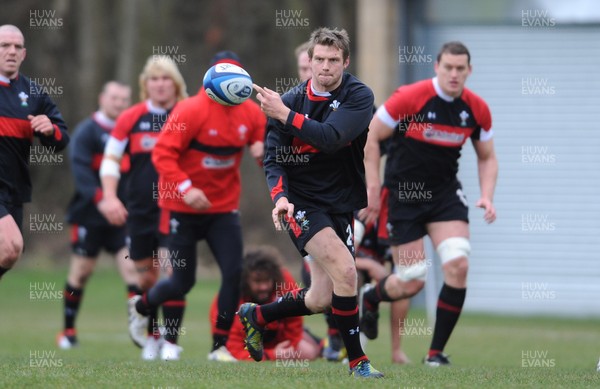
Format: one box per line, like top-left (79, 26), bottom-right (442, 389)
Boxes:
top-left (209, 50), bottom-right (243, 67)
top-left (0, 24), bottom-right (25, 45)
top-left (138, 55), bottom-right (188, 102)
top-left (241, 246), bottom-right (284, 299)
top-left (437, 41), bottom-right (471, 65)
top-left (294, 41), bottom-right (311, 59)
top-left (307, 27), bottom-right (350, 61)
top-left (101, 80), bottom-right (130, 94)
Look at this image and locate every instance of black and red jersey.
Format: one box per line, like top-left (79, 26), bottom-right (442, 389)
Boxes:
top-left (67, 112), bottom-right (130, 226)
top-left (152, 89), bottom-right (265, 214)
top-left (110, 100), bottom-right (170, 217)
top-left (379, 77), bottom-right (492, 192)
top-left (264, 73), bottom-right (374, 212)
top-left (0, 73), bottom-right (69, 204)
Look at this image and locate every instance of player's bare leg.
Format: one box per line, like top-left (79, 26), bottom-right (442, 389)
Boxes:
top-left (115, 247), bottom-right (137, 286)
top-left (0, 215), bottom-right (23, 280)
top-left (128, 257), bottom-right (159, 349)
top-left (57, 254), bottom-right (98, 349)
top-left (424, 220), bottom-right (470, 366)
top-left (360, 239), bottom-right (426, 340)
top-left (305, 228), bottom-right (383, 377)
top-left (391, 298), bottom-right (411, 364)
top-left (303, 255), bottom-right (334, 313)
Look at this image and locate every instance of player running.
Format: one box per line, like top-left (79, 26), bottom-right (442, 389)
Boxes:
top-left (99, 56), bottom-right (187, 360)
top-left (57, 81), bottom-right (137, 349)
top-left (238, 27), bottom-right (383, 378)
top-left (0, 24), bottom-right (69, 280)
top-left (359, 41), bottom-right (498, 367)
top-left (127, 51), bottom-right (266, 361)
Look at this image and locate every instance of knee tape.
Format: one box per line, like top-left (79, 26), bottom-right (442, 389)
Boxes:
top-left (436, 237), bottom-right (471, 264)
top-left (394, 261), bottom-right (428, 282)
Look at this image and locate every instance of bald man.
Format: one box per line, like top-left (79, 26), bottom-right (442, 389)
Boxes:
top-left (0, 25), bottom-right (69, 280)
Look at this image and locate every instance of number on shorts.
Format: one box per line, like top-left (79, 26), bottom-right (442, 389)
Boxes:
top-left (346, 224), bottom-right (353, 246)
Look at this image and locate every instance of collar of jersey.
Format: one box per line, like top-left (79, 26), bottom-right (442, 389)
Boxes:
top-left (146, 99), bottom-right (169, 115)
top-left (0, 74), bottom-right (10, 87)
top-left (93, 110), bottom-right (116, 130)
top-left (432, 77), bottom-right (455, 102)
top-left (306, 79), bottom-right (331, 101)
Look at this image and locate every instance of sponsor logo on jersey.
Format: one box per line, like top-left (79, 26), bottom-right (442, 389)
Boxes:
top-left (140, 134), bottom-right (158, 150)
top-left (202, 156), bottom-right (235, 169)
top-left (423, 127), bottom-right (465, 144)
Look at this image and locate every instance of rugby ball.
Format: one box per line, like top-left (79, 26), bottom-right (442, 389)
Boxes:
top-left (203, 63), bottom-right (253, 106)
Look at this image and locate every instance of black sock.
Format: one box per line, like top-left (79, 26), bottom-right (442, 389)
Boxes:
top-left (364, 275), bottom-right (394, 309)
top-left (331, 293), bottom-right (367, 368)
top-left (429, 284), bottom-right (466, 356)
top-left (212, 334), bottom-right (228, 351)
top-left (256, 288), bottom-right (312, 325)
top-left (64, 283), bottom-right (83, 330)
top-left (162, 299), bottom-right (185, 344)
top-left (147, 305), bottom-right (159, 339)
top-left (136, 293), bottom-right (151, 315)
top-left (325, 310), bottom-right (337, 330)
top-left (127, 284), bottom-right (142, 298)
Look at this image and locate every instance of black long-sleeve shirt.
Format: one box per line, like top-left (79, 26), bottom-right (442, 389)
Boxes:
top-left (66, 112), bottom-right (129, 225)
top-left (264, 73), bottom-right (374, 213)
top-left (0, 73), bottom-right (69, 204)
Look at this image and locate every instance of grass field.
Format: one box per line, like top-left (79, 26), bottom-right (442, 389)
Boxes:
top-left (0, 267), bottom-right (598, 388)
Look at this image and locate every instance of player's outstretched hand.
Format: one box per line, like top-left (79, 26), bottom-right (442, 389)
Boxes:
top-left (184, 187), bottom-right (212, 211)
top-left (476, 197), bottom-right (496, 224)
top-left (272, 197), bottom-right (294, 231)
top-left (253, 84), bottom-right (290, 123)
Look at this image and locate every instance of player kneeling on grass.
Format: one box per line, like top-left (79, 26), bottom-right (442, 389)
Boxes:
top-left (209, 246), bottom-right (321, 362)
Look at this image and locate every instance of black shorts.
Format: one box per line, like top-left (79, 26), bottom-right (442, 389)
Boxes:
top-left (0, 202), bottom-right (23, 232)
top-left (167, 210), bottom-right (241, 246)
top-left (386, 180), bottom-right (469, 245)
top-left (71, 224), bottom-right (126, 258)
top-left (127, 211), bottom-right (169, 261)
top-left (167, 210), bottom-right (243, 271)
top-left (283, 206), bottom-right (355, 257)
